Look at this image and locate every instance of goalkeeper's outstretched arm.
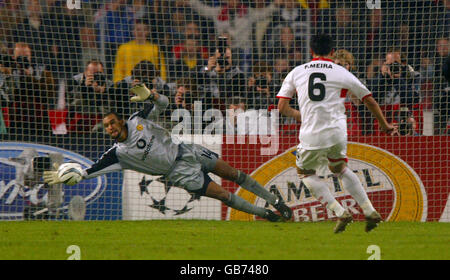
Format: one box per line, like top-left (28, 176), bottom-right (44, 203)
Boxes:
top-left (81, 146), bottom-right (123, 180)
top-left (43, 146), bottom-right (123, 185)
top-left (129, 83), bottom-right (169, 121)
top-left (277, 98), bottom-right (302, 123)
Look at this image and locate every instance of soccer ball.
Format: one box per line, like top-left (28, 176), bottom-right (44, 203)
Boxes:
top-left (57, 163), bottom-right (83, 186)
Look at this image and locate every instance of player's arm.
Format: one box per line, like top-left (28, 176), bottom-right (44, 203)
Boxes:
top-left (362, 95), bottom-right (397, 135)
top-left (278, 98), bottom-right (301, 122)
top-left (345, 73), bottom-right (397, 135)
top-left (276, 71), bottom-right (301, 122)
top-left (129, 83), bottom-right (169, 120)
top-left (82, 147), bottom-right (123, 180)
top-left (43, 147), bottom-right (122, 185)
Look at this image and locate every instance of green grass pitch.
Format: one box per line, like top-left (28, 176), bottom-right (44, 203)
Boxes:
top-left (0, 220), bottom-right (449, 260)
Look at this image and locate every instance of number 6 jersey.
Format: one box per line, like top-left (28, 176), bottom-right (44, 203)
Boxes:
top-left (276, 57), bottom-right (372, 150)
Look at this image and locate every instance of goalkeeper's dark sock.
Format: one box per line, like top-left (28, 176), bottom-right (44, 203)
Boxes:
top-left (224, 193), bottom-right (267, 218)
top-left (235, 171), bottom-right (277, 205)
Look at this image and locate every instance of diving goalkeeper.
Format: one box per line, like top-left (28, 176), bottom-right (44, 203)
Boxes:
top-left (44, 84), bottom-right (292, 222)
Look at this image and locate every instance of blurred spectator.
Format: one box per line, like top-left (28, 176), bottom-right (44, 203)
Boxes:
top-left (80, 26), bottom-right (103, 73)
top-left (398, 107), bottom-right (419, 136)
top-left (227, 95), bottom-right (246, 112)
top-left (316, 2), bottom-right (366, 73)
top-left (13, 0), bottom-right (52, 65)
top-left (444, 54), bottom-right (450, 83)
top-left (123, 0), bottom-right (171, 50)
top-left (0, 47), bottom-right (13, 133)
top-left (366, 54), bottom-right (384, 80)
top-left (252, 0), bottom-right (274, 61)
top-left (66, 60), bottom-right (114, 132)
top-left (0, 0), bottom-right (25, 48)
top-left (419, 54), bottom-right (435, 84)
top-left (130, 0), bottom-right (150, 21)
top-left (8, 42), bottom-right (56, 141)
top-left (163, 3), bottom-right (198, 48)
top-left (433, 37), bottom-right (450, 134)
top-left (266, 25), bottom-right (303, 67)
top-left (225, 95), bottom-right (246, 134)
top-left (272, 56), bottom-right (290, 85)
top-left (418, 53), bottom-right (435, 111)
top-left (195, 42), bottom-right (246, 112)
top-left (171, 21), bottom-right (209, 61)
top-left (113, 20), bottom-right (167, 83)
top-left (364, 8), bottom-right (390, 64)
top-left (186, 0), bottom-right (280, 74)
top-left (333, 49), bottom-right (356, 72)
top-left (437, 0), bottom-right (450, 38)
top-left (47, 3), bottom-right (86, 78)
top-left (262, 0), bottom-right (308, 62)
top-left (171, 78), bottom-right (196, 112)
top-left (246, 61), bottom-right (276, 110)
top-left (368, 48), bottom-right (421, 123)
top-left (169, 37), bottom-right (208, 81)
top-left (94, 0), bottom-right (135, 78)
top-left (392, 22), bottom-right (421, 69)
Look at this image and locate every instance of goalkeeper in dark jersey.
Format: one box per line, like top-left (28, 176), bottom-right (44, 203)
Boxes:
top-left (44, 84), bottom-right (292, 222)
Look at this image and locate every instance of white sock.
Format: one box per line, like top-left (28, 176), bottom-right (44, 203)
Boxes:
top-left (338, 167), bottom-right (376, 216)
top-left (302, 175), bottom-right (346, 217)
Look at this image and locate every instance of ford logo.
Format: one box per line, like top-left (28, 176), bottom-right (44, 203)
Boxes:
top-left (0, 142), bottom-right (107, 220)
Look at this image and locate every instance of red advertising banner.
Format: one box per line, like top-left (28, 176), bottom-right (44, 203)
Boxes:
top-left (222, 135), bottom-right (450, 222)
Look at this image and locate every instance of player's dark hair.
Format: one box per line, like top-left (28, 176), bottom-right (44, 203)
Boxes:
top-left (311, 34), bottom-right (335, 56)
top-left (86, 59), bottom-right (104, 68)
top-left (104, 111), bottom-right (123, 121)
top-left (132, 60), bottom-right (159, 81)
top-left (134, 18), bottom-right (150, 26)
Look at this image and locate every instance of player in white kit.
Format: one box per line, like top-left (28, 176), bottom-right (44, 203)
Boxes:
top-left (44, 84), bottom-right (293, 222)
top-left (277, 34), bottom-right (397, 233)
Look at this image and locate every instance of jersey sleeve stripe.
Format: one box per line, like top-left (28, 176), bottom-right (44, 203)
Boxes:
top-left (328, 157), bottom-right (348, 163)
top-left (85, 146), bottom-right (121, 178)
top-left (311, 57), bottom-right (334, 62)
top-left (276, 96), bottom-right (292, 99)
top-left (361, 93), bottom-right (373, 102)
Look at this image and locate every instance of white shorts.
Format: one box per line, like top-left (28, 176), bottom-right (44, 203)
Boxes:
top-left (296, 141), bottom-right (348, 172)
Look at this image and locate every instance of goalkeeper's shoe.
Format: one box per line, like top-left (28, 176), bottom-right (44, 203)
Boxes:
top-left (273, 198), bottom-right (293, 221)
top-left (264, 209), bottom-right (283, 222)
top-left (333, 210), bottom-right (353, 234)
top-left (130, 83), bottom-right (155, 102)
top-left (365, 211), bottom-right (382, 233)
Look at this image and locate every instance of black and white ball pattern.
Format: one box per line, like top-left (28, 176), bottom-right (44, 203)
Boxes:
top-left (57, 163), bottom-right (83, 186)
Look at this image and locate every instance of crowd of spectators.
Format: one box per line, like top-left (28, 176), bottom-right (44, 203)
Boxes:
top-left (0, 0), bottom-right (449, 142)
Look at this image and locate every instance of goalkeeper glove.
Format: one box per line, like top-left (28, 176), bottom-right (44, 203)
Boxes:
top-left (43, 163), bottom-right (62, 185)
top-left (43, 163), bottom-right (84, 186)
top-left (130, 83), bottom-right (155, 102)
